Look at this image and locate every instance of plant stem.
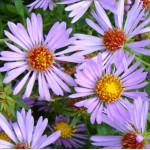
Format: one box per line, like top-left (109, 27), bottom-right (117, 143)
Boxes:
top-left (0, 38), bottom-right (11, 43)
top-left (134, 56), bottom-right (150, 67)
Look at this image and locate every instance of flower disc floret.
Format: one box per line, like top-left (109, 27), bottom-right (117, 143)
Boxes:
top-left (28, 46), bottom-right (53, 71)
top-left (139, 0), bottom-right (150, 10)
top-left (13, 143), bottom-right (31, 149)
top-left (54, 122), bottom-right (76, 139)
top-left (122, 132), bottom-right (145, 149)
top-left (95, 74), bottom-right (124, 103)
top-left (103, 28), bottom-right (126, 52)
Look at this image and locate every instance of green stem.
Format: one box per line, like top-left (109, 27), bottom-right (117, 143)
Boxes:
top-left (127, 50), bottom-right (150, 67)
top-left (0, 38), bottom-right (11, 43)
top-left (134, 56), bottom-right (150, 67)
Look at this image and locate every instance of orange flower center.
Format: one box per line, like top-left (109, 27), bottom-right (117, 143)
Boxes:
top-left (13, 143), bottom-right (30, 149)
top-left (103, 28), bottom-right (126, 52)
top-left (122, 132), bottom-right (145, 149)
top-left (140, 0), bottom-right (150, 10)
top-left (27, 46), bottom-right (53, 71)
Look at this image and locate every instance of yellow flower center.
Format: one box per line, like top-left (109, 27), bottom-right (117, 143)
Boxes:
top-left (103, 28), bottom-right (126, 52)
top-left (122, 132), bottom-right (145, 149)
top-left (27, 46), bottom-right (54, 71)
top-left (54, 122), bottom-right (76, 139)
top-left (95, 74), bottom-right (124, 103)
top-left (0, 131), bottom-right (12, 143)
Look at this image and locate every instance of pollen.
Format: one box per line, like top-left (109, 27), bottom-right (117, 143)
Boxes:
top-left (103, 28), bottom-right (126, 52)
top-left (13, 143), bottom-right (31, 149)
top-left (27, 46), bottom-right (54, 71)
top-left (95, 74), bottom-right (124, 103)
top-left (54, 122), bottom-right (76, 139)
top-left (0, 131), bottom-right (12, 143)
top-left (122, 132), bottom-right (145, 149)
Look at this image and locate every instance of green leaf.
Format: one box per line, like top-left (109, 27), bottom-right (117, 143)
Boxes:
top-left (14, 0), bottom-right (24, 16)
top-left (14, 98), bottom-right (30, 110)
top-left (4, 84), bottom-right (11, 92)
top-left (7, 4), bottom-right (18, 14)
top-left (148, 112), bottom-right (150, 122)
top-left (0, 73), bottom-right (3, 88)
top-left (7, 102), bottom-right (15, 117)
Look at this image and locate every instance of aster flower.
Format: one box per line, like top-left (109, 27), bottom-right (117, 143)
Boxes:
top-left (69, 53), bottom-right (148, 124)
top-left (125, 0), bottom-right (150, 12)
top-left (0, 13), bottom-right (84, 101)
top-left (26, 0), bottom-right (54, 12)
top-left (125, 0), bottom-right (149, 20)
top-left (58, 0), bottom-right (118, 23)
top-left (0, 108), bottom-right (61, 149)
top-left (22, 97), bottom-right (35, 108)
top-left (49, 115), bottom-right (88, 148)
top-left (68, 0), bottom-right (150, 65)
top-left (35, 101), bottom-right (55, 113)
top-left (91, 97), bottom-right (150, 149)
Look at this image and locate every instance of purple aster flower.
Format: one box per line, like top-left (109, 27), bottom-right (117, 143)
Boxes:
top-left (0, 13), bottom-right (84, 101)
top-left (125, 0), bottom-right (149, 20)
top-left (69, 53), bottom-right (148, 124)
top-left (49, 115), bottom-right (88, 148)
top-left (35, 101), bottom-right (55, 113)
top-left (22, 97), bottom-right (35, 108)
top-left (125, 0), bottom-right (150, 12)
top-left (58, 0), bottom-right (118, 23)
top-left (68, 0), bottom-right (150, 65)
top-left (91, 97), bottom-right (150, 149)
top-left (26, 0), bottom-right (54, 12)
top-left (0, 108), bottom-right (61, 149)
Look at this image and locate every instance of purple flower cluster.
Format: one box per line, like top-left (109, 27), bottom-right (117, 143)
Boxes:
top-left (0, 0), bottom-right (149, 149)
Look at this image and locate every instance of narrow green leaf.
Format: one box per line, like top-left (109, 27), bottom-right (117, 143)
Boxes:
top-left (14, 98), bottom-right (30, 110)
top-left (14, 0), bottom-right (24, 16)
top-left (7, 103), bottom-right (15, 117)
top-left (7, 4), bottom-right (18, 14)
top-left (0, 73), bottom-right (3, 88)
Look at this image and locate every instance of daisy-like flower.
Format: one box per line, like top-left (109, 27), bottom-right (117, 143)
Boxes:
top-left (0, 13), bottom-right (84, 101)
top-left (0, 108), bottom-right (61, 149)
top-left (68, 0), bottom-right (150, 64)
top-left (125, 0), bottom-right (150, 12)
top-left (26, 0), bottom-right (54, 12)
top-left (49, 115), bottom-right (88, 148)
top-left (22, 97), bottom-right (35, 108)
top-left (35, 101), bottom-right (55, 113)
top-left (91, 97), bottom-right (150, 149)
top-left (58, 0), bottom-right (118, 23)
top-left (125, 0), bottom-right (149, 20)
top-left (69, 53), bottom-right (148, 124)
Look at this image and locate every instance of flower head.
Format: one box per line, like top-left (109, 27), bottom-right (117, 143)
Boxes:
top-left (26, 0), bottom-right (54, 12)
top-left (0, 108), bottom-right (60, 149)
top-left (69, 53), bottom-right (148, 124)
top-left (58, 0), bottom-right (118, 23)
top-left (70, 0), bottom-right (150, 66)
top-left (49, 115), bottom-right (88, 148)
top-left (91, 97), bottom-right (150, 149)
top-left (0, 13), bottom-right (84, 101)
